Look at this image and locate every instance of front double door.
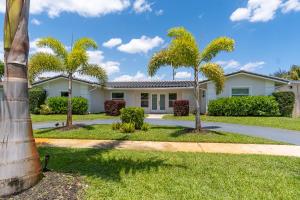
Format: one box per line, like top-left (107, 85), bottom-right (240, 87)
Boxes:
top-left (151, 93), bottom-right (166, 112)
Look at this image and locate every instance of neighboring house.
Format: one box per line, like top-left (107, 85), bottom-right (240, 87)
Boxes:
top-left (26, 70), bottom-right (288, 114)
top-left (277, 81), bottom-right (300, 117)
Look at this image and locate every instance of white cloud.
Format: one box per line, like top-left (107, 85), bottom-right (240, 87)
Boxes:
top-left (133, 0), bottom-right (152, 13)
top-left (240, 61), bottom-right (265, 71)
top-left (281, 0), bottom-right (300, 13)
top-left (114, 71), bottom-right (165, 81)
top-left (87, 50), bottom-right (120, 75)
top-left (216, 60), bottom-right (265, 72)
top-left (155, 9), bottom-right (164, 16)
top-left (0, 0), bottom-right (131, 18)
top-left (102, 38), bottom-right (122, 48)
top-left (230, 0), bottom-right (282, 22)
top-left (216, 60), bottom-right (241, 70)
top-left (175, 71), bottom-right (192, 79)
top-left (31, 18), bottom-right (42, 25)
top-left (117, 36), bottom-right (164, 54)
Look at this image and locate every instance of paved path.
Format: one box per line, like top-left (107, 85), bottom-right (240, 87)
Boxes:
top-left (33, 119), bottom-right (300, 146)
top-left (36, 138), bottom-right (300, 157)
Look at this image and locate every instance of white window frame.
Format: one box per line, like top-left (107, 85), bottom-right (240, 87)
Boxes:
top-left (111, 92), bottom-right (125, 100)
top-left (230, 86), bottom-right (252, 97)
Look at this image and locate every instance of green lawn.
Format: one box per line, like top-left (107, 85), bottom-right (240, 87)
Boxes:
top-left (163, 114), bottom-right (300, 131)
top-left (39, 147), bottom-right (300, 200)
top-left (34, 124), bottom-right (283, 144)
top-left (31, 113), bottom-right (118, 123)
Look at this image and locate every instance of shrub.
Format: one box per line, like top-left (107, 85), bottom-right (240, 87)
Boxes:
top-left (47, 96), bottom-right (88, 114)
top-left (272, 91), bottom-right (295, 117)
top-left (39, 104), bottom-right (52, 115)
top-left (29, 87), bottom-right (47, 114)
top-left (121, 107), bottom-right (145, 129)
top-left (112, 122), bottom-right (121, 130)
top-left (141, 123), bottom-right (150, 131)
top-left (208, 96), bottom-right (280, 116)
top-left (120, 123), bottom-right (135, 133)
top-left (104, 100), bottom-right (126, 116)
top-left (174, 100), bottom-right (189, 116)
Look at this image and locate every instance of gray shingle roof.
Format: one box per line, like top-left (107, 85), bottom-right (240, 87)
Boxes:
top-left (107, 81), bottom-right (194, 88)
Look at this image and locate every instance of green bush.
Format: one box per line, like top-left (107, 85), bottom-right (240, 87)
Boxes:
top-left (29, 87), bottom-right (47, 114)
top-left (47, 96), bottom-right (88, 114)
top-left (120, 107), bottom-right (145, 129)
top-left (39, 104), bottom-right (52, 115)
top-left (141, 123), bottom-right (150, 131)
top-left (208, 96), bottom-right (280, 116)
top-left (120, 123), bottom-right (135, 133)
top-left (112, 122), bottom-right (121, 130)
top-left (272, 91), bottom-right (295, 117)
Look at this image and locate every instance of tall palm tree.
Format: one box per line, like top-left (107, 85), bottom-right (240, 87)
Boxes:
top-left (148, 27), bottom-right (235, 131)
top-left (29, 37), bottom-right (107, 127)
top-left (1, 0), bottom-right (42, 197)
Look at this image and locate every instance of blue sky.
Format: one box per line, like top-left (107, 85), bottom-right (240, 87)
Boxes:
top-left (0, 0), bottom-right (299, 81)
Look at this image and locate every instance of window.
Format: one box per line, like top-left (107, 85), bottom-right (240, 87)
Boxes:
top-left (112, 92), bottom-right (124, 100)
top-left (61, 91), bottom-right (68, 97)
top-left (169, 93), bottom-right (177, 107)
top-left (231, 88), bottom-right (250, 97)
top-left (141, 93), bottom-right (149, 107)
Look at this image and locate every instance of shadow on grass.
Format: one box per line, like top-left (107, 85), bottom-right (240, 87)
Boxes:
top-left (38, 146), bottom-right (186, 182)
top-left (35, 124), bottom-right (96, 135)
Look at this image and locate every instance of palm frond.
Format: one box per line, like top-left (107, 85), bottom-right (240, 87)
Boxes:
top-left (37, 37), bottom-right (68, 61)
top-left (200, 63), bottom-right (225, 94)
top-left (148, 49), bottom-right (172, 77)
top-left (29, 52), bottom-right (64, 83)
top-left (201, 37), bottom-right (235, 62)
top-left (67, 49), bottom-right (89, 73)
top-left (80, 64), bottom-right (107, 86)
top-left (72, 38), bottom-right (97, 52)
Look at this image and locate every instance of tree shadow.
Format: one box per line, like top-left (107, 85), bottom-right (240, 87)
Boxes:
top-left (35, 124), bottom-right (95, 135)
top-left (169, 127), bottom-right (226, 138)
top-left (38, 146), bottom-right (186, 182)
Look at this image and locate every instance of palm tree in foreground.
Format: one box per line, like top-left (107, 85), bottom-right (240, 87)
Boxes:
top-left (1, 0), bottom-right (42, 197)
top-left (29, 37), bottom-right (107, 127)
top-left (148, 27), bottom-right (235, 131)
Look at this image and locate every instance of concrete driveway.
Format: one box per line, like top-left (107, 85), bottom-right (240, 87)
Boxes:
top-left (33, 119), bottom-right (300, 146)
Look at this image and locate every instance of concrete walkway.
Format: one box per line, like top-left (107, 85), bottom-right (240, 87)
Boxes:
top-left (33, 119), bottom-right (300, 146)
top-left (36, 138), bottom-right (300, 157)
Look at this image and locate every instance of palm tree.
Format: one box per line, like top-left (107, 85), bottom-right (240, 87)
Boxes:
top-left (1, 0), bottom-right (42, 197)
top-left (29, 37), bottom-right (107, 127)
top-left (0, 60), bottom-right (4, 80)
top-left (148, 27), bottom-right (234, 131)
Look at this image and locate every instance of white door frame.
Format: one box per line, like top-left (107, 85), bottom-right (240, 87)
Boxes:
top-left (151, 93), bottom-right (166, 113)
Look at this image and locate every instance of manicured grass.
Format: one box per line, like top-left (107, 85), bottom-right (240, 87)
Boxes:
top-left (31, 113), bottom-right (118, 123)
top-left (163, 114), bottom-right (300, 131)
top-left (34, 124), bottom-right (283, 144)
top-left (39, 147), bottom-right (300, 199)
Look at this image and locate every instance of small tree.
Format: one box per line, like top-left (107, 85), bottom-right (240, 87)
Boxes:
top-left (29, 37), bottom-right (107, 127)
top-left (148, 27), bottom-right (234, 131)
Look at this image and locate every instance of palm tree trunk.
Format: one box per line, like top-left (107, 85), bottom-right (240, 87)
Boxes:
top-left (194, 67), bottom-right (201, 131)
top-left (0, 0), bottom-right (41, 197)
top-left (66, 73), bottom-right (73, 127)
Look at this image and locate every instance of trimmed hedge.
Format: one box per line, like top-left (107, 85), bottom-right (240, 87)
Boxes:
top-left (47, 96), bottom-right (88, 114)
top-left (104, 100), bottom-right (126, 116)
top-left (29, 87), bottom-right (47, 114)
top-left (272, 91), bottom-right (295, 117)
top-left (120, 107), bottom-right (145, 129)
top-left (173, 100), bottom-right (189, 116)
top-left (208, 96), bottom-right (280, 116)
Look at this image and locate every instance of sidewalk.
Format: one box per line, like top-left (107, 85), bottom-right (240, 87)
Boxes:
top-left (35, 138), bottom-right (300, 157)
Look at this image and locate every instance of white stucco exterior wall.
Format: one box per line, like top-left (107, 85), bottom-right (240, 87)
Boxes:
top-left (206, 74), bottom-right (276, 110)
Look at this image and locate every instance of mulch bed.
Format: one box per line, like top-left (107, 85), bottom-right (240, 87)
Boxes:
top-left (6, 172), bottom-right (85, 200)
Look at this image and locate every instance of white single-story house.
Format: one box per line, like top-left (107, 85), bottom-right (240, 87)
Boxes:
top-left (22, 70), bottom-right (288, 114)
